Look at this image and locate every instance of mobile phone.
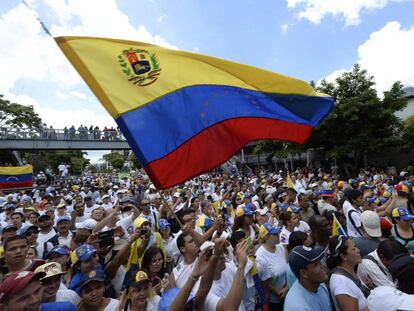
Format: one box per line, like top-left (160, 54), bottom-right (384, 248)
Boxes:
top-left (98, 229), bottom-right (115, 248)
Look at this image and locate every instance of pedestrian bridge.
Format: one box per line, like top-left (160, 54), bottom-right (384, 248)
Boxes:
top-left (0, 127), bottom-right (131, 150)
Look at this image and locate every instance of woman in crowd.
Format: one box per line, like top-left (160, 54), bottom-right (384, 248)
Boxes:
top-left (75, 269), bottom-right (119, 311)
top-left (390, 207), bottom-right (414, 254)
top-left (232, 204), bottom-right (257, 241)
top-left (327, 236), bottom-right (370, 311)
top-left (122, 270), bottom-right (161, 311)
top-left (279, 211), bottom-right (299, 245)
top-left (69, 244), bottom-right (101, 290)
top-left (256, 223), bottom-right (288, 311)
top-left (141, 246), bottom-right (167, 295)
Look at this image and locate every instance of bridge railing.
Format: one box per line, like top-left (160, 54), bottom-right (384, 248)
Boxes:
top-left (0, 127), bottom-right (126, 141)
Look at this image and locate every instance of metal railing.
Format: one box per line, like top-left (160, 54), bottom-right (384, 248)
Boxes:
top-left (0, 127), bottom-right (126, 141)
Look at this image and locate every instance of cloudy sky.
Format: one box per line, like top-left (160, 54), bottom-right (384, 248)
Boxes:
top-left (1, 0), bottom-right (414, 162)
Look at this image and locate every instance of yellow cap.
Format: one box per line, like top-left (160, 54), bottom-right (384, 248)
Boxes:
top-left (337, 181), bottom-right (345, 189)
top-left (134, 217), bottom-right (150, 228)
top-left (135, 270), bottom-right (150, 283)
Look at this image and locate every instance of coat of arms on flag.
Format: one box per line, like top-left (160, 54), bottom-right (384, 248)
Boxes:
top-left (118, 48), bottom-right (161, 86)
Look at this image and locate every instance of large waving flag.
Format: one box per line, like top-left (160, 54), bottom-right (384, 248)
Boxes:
top-left (56, 37), bottom-right (333, 189)
top-left (0, 165), bottom-right (33, 189)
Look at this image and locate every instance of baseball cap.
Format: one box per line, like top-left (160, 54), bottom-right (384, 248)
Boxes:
top-left (337, 181), bottom-right (345, 189)
top-left (360, 211), bottom-right (382, 238)
top-left (320, 189), bottom-right (335, 197)
top-left (380, 217), bottom-right (392, 232)
top-left (56, 203), bottom-right (66, 209)
top-left (134, 217), bottom-right (150, 229)
top-left (288, 246), bottom-right (325, 278)
top-left (56, 216), bottom-right (71, 225)
top-left (79, 219), bottom-right (97, 231)
top-left (258, 223), bottom-right (281, 239)
top-left (20, 225), bottom-right (39, 236)
top-left (70, 244), bottom-right (97, 265)
top-left (367, 286), bottom-right (414, 311)
top-left (101, 194), bottom-right (110, 200)
top-left (255, 207), bottom-right (269, 216)
top-left (1, 224), bottom-right (18, 234)
top-left (395, 184), bottom-right (409, 194)
top-left (158, 288), bottom-right (195, 311)
top-left (158, 219), bottom-right (171, 231)
top-left (130, 270), bottom-right (151, 287)
top-left (46, 245), bottom-right (70, 259)
top-left (236, 204), bottom-right (254, 217)
top-left (0, 271), bottom-right (46, 302)
top-left (392, 207), bottom-right (414, 221)
top-left (286, 206), bottom-right (301, 214)
top-left (71, 269), bottom-right (106, 295)
top-left (34, 262), bottom-right (66, 280)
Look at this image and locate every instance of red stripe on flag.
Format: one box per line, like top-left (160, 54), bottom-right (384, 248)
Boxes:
top-left (0, 181), bottom-right (33, 189)
top-left (144, 117), bottom-right (312, 189)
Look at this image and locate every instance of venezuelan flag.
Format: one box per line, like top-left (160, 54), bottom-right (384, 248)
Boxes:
top-left (0, 165), bottom-right (33, 189)
top-left (332, 213), bottom-right (347, 237)
top-left (56, 37), bottom-right (334, 189)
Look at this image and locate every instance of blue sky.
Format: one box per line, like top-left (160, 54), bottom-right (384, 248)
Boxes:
top-left (1, 0), bottom-right (413, 162)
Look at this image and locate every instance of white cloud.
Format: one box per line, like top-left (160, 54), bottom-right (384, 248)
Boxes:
top-left (281, 23), bottom-right (289, 35)
top-left (69, 90), bottom-right (87, 100)
top-left (0, 0), bottom-right (178, 128)
top-left (157, 14), bottom-right (168, 23)
top-left (193, 47), bottom-right (200, 53)
top-left (323, 21), bottom-right (414, 94)
top-left (323, 68), bottom-right (347, 84)
top-left (358, 21), bottom-right (414, 93)
top-left (287, 0), bottom-right (394, 26)
top-left (5, 92), bottom-right (115, 128)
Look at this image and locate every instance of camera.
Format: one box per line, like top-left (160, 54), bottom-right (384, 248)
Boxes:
top-left (140, 227), bottom-right (149, 236)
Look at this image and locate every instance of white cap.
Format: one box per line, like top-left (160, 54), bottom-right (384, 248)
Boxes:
top-left (367, 286), bottom-right (414, 311)
top-left (255, 207), bottom-right (269, 216)
top-left (361, 210), bottom-right (382, 238)
top-left (149, 184), bottom-right (156, 190)
top-left (79, 219), bottom-right (97, 230)
top-left (102, 194), bottom-right (110, 200)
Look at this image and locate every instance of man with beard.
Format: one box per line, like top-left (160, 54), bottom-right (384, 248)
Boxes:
top-left (36, 215), bottom-right (58, 259)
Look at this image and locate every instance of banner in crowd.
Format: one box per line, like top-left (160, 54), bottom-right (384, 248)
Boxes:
top-left (56, 36), bottom-right (333, 189)
top-left (0, 165), bottom-right (33, 189)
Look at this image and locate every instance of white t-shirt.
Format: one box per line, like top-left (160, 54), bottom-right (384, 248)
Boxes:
top-left (173, 260), bottom-right (200, 294)
top-left (297, 220), bottom-right (310, 233)
top-left (256, 244), bottom-right (287, 303)
top-left (56, 289), bottom-right (80, 306)
top-left (103, 298), bottom-right (119, 311)
top-left (345, 207), bottom-right (362, 238)
top-left (280, 226), bottom-right (298, 245)
top-left (203, 262), bottom-right (246, 311)
top-left (329, 274), bottom-right (368, 311)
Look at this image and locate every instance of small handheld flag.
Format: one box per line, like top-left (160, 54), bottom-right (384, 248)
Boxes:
top-left (287, 172), bottom-right (294, 189)
top-left (332, 213), bottom-right (347, 237)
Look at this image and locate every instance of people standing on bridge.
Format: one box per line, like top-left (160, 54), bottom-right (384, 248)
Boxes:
top-left (69, 125), bottom-right (76, 140)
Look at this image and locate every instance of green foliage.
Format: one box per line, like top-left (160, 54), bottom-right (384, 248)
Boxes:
top-left (128, 152), bottom-right (142, 169)
top-left (103, 152), bottom-right (125, 170)
top-left (0, 94), bottom-right (42, 128)
top-left (401, 115), bottom-right (414, 152)
top-left (308, 64), bottom-right (407, 168)
top-left (253, 141), bottom-right (303, 159)
top-left (22, 151), bottom-right (90, 174)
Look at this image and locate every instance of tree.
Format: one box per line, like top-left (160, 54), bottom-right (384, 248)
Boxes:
top-left (308, 64), bottom-right (407, 175)
top-left (22, 151), bottom-right (90, 174)
top-left (128, 152), bottom-right (142, 169)
top-left (0, 94), bottom-right (42, 128)
top-left (103, 152), bottom-right (125, 170)
top-left (401, 115), bottom-right (414, 152)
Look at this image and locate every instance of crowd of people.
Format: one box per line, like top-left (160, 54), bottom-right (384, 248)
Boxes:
top-left (0, 166), bottom-right (414, 311)
top-left (0, 125), bottom-right (125, 141)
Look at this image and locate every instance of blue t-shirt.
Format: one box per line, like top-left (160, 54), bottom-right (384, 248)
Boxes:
top-left (286, 265), bottom-right (297, 289)
top-left (41, 301), bottom-right (78, 311)
top-left (284, 281), bottom-right (332, 311)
